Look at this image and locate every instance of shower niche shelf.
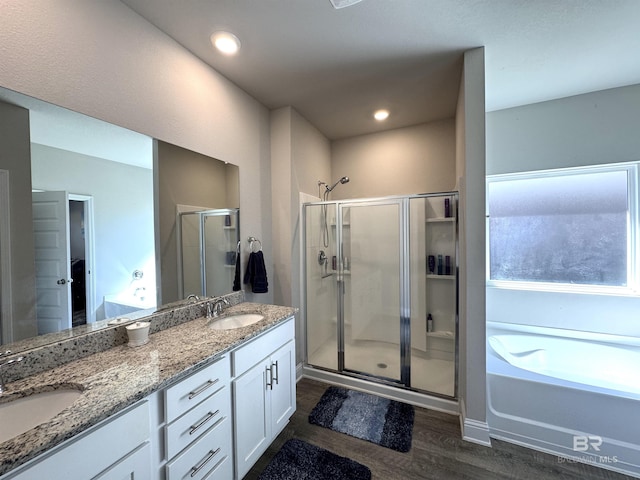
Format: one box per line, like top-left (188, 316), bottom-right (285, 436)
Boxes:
top-left (425, 330), bottom-right (454, 339)
top-left (426, 217), bottom-right (455, 223)
top-left (423, 194), bottom-right (457, 362)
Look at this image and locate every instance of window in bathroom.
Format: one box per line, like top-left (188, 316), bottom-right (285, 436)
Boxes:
top-left (487, 163), bottom-right (638, 294)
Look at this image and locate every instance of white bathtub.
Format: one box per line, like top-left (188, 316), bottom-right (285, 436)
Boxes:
top-left (487, 322), bottom-right (640, 478)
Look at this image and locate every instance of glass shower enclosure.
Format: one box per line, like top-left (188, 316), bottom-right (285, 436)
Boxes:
top-left (304, 193), bottom-right (458, 398)
top-left (177, 208), bottom-right (240, 298)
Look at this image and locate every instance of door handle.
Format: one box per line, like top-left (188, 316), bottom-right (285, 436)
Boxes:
top-left (57, 278), bottom-right (73, 285)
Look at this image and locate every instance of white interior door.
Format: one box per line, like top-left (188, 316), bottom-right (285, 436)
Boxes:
top-left (32, 191), bottom-right (72, 334)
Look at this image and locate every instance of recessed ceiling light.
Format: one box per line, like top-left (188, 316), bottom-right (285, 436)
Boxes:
top-left (210, 31), bottom-right (241, 56)
top-left (374, 109), bottom-right (390, 121)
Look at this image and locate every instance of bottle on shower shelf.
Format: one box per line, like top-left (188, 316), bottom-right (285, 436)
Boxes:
top-left (437, 255), bottom-right (443, 275)
top-left (427, 313), bottom-right (434, 333)
top-left (427, 255), bottom-right (435, 274)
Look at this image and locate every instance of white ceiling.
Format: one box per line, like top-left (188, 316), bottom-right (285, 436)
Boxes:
top-left (122, 0), bottom-right (640, 140)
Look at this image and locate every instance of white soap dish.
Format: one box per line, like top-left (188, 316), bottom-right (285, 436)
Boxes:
top-left (125, 321), bottom-right (151, 347)
top-left (127, 338), bottom-right (149, 348)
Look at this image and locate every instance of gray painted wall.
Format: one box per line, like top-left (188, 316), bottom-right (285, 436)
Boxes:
top-left (331, 119), bottom-right (456, 199)
top-left (487, 83), bottom-right (640, 175)
top-left (457, 47), bottom-right (488, 444)
top-left (271, 106), bottom-right (332, 364)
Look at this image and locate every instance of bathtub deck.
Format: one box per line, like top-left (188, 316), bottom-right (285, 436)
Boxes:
top-left (246, 378), bottom-right (635, 480)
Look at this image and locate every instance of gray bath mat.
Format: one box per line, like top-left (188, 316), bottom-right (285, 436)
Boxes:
top-left (308, 386), bottom-right (414, 452)
top-left (257, 438), bottom-right (371, 480)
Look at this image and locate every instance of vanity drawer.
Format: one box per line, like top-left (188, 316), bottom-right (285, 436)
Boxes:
top-left (165, 385), bottom-right (231, 459)
top-left (165, 355), bottom-right (230, 423)
top-left (232, 318), bottom-right (294, 377)
top-left (165, 416), bottom-right (232, 480)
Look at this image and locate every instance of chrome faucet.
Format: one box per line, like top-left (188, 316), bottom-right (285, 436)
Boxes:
top-left (206, 298), bottom-right (230, 319)
top-left (0, 351), bottom-right (24, 394)
top-left (186, 294), bottom-right (200, 303)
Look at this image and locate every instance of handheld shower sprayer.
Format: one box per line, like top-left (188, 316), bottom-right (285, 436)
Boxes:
top-left (319, 175), bottom-right (350, 247)
top-left (326, 176), bottom-right (350, 193)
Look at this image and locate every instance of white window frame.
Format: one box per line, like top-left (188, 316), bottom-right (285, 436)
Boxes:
top-left (486, 162), bottom-right (639, 296)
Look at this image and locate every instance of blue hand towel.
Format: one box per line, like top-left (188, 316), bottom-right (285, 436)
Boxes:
top-left (244, 251), bottom-right (268, 293)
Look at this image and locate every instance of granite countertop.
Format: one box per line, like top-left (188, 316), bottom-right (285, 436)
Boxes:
top-left (0, 302), bottom-right (296, 476)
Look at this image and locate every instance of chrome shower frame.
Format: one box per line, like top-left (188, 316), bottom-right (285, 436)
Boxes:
top-left (301, 192), bottom-right (459, 401)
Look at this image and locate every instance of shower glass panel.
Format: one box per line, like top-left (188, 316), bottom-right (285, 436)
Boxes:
top-left (178, 208), bottom-right (239, 299)
top-left (341, 201), bottom-right (403, 382)
top-left (180, 212), bottom-right (203, 297)
top-left (305, 202), bottom-right (338, 371)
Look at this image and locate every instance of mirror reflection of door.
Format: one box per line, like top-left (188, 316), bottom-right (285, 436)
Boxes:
top-left (32, 191), bottom-right (95, 335)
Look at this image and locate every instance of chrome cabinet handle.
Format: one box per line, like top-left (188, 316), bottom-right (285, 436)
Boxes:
top-left (190, 448), bottom-right (220, 477)
top-left (265, 365), bottom-right (273, 390)
top-left (188, 378), bottom-right (219, 400)
top-left (189, 409), bottom-right (220, 436)
top-left (272, 360), bottom-right (279, 385)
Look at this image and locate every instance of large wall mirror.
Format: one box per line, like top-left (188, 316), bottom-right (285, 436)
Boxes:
top-left (0, 86), bottom-right (239, 351)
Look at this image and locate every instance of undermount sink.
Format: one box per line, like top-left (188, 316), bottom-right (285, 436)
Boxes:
top-left (0, 388), bottom-right (82, 444)
top-left (209, 313), bottom-right (265, 330)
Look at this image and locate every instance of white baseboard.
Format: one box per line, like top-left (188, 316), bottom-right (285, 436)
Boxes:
top-left (462, 417), bottom-right (492, 446)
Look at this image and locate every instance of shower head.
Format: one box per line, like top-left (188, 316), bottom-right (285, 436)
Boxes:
top-left (326, 176), bottom-right (350, 192)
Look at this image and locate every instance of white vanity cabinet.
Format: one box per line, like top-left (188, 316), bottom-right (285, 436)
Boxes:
top-left (0, 314), bottom-right (296, 480)
top-left (232, 318), bottom-right (295, 479)
top-left (1, 400), bottom-right (152, 480)
top-left (163, 355), bottom-right (233, 480)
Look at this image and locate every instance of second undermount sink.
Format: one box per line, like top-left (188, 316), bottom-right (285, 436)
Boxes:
top-left (209, 313), bottom-right (265, 330)
top-left (0, 388), bottom-right (82, 444)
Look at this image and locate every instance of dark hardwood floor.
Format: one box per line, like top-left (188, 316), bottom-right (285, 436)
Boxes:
top-left (246, 378), bottom-right (635, 480)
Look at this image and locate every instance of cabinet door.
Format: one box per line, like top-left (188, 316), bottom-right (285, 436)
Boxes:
top-left (93, 442), bottom-right (152, 480)
top-left (269, 341), bottom-right (296, 435)
top-left (4, 401), bottom-right (150, 480)
top-left (233, 359), bottom-right (269, 480)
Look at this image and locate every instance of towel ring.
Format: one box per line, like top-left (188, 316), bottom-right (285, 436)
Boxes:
top-left (248, 236), bottom-right (262, 253)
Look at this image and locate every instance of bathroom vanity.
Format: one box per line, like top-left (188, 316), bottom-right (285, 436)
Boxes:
top-left (0, 295), bottom-right (296, 480)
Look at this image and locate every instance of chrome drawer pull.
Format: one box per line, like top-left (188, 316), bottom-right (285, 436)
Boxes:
top-left (188, 378), bottom-right (219, 400)
top-left (189, 409), bottom-right (220, 436)
top-left (190, 448), bottom-right (220, 477)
